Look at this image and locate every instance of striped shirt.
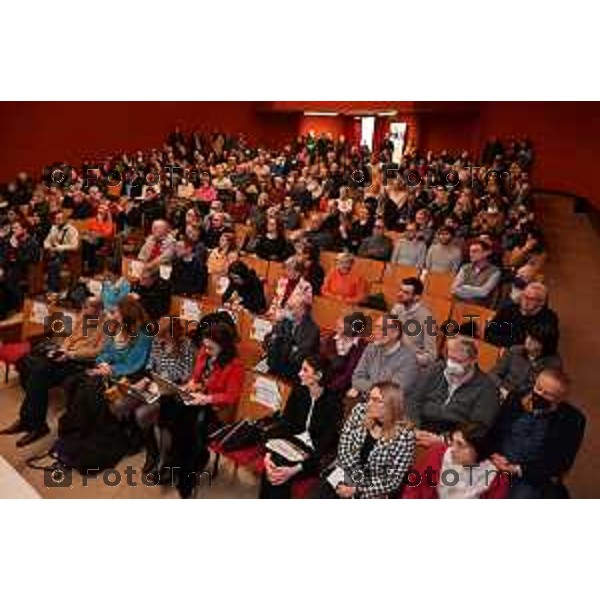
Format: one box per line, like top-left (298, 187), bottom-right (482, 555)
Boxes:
top-left (147, 337), bottom-right (196, 384)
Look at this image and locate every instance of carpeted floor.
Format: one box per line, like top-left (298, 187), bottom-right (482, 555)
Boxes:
top-left (535, 195), bottom-right (600, 498)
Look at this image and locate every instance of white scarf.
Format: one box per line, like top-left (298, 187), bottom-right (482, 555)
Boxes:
top-left (438, 447), bottom-right (497, 499)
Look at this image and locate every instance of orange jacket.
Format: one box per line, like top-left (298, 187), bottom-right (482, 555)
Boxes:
top-left (322, 268), bottom-right (367, 304)
top-left (84, 216), bottom-right (114, 238)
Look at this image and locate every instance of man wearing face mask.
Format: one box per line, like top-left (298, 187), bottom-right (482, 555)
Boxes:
top-left (488, 370), bottom-right (586, 498)
top-left (407, 336), bottom-right (500, 445)
top-left (485, 281), bottom-right (559, 348)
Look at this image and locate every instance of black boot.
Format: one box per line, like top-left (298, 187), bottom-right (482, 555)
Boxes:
top-left (142, 429), bottom-right (159, 474)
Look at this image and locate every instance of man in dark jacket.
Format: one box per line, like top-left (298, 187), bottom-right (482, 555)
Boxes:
top-left (171, 240), bottom-right (208, 296)
top-left (485, 282), bottom-right (559, 347)
top-left (264, 296), bottom-right (320, 380)
top-left (488, 369), bottom-right (586, 498)
top-left (407, 336), bottom-right (500, 441)
top-left (131, 268), bottom-right (172, 320)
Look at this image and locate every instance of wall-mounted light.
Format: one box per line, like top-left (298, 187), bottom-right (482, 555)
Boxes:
top-left (377, 111), bottom-right (398, 117)
top-left (303, 111), bottom-right (339, 116)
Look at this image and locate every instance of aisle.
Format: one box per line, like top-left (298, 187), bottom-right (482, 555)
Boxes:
top-left (536, 195), bottom-right (600, 498)
top-left (0, 455), bottom-right (41, 498)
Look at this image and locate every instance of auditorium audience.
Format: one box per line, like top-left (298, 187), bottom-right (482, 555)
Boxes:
top-left (0, 130), bottom-right (587, 500)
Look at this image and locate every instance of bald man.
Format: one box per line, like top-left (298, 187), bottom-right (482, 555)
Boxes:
top-left (138, 219), bottom-right (176, 270)
top-left (485, 282), bottom-right (559, 348)
top-left (488, 369), bottom-right (585, 498)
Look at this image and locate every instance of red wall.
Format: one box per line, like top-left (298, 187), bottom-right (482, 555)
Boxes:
top-left (418, 112), bottom-right (480, 154)
top-left (0, 101), bottom-right (282, 182)
top-left (478, 102), bottom-right (600, 208)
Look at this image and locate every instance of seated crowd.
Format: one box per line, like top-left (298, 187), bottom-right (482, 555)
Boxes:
top-left (0, 130), bottom-right (585, 499)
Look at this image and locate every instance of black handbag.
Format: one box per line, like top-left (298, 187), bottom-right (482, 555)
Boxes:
top-left (209, 415), bottom-right (278, 452)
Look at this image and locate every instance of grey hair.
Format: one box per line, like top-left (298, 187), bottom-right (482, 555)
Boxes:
top-left (525, 281), bottom-right (548, 300)
top-left (449, 335), bottom-right (478, 359)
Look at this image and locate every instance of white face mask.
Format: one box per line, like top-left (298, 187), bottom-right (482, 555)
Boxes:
top-left (445, 358), bottom-right (468, 378)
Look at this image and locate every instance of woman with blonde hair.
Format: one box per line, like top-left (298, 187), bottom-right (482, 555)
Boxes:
top-left (207, 229), bottom-right (238, 278)
top-left (317, 382), bottom-right (416, 498)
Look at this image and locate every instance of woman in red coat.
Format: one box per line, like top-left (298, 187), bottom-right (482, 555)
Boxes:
top-left (403, 422), bottom-right (510, 499)
top-left (159, 322), bottom-right (244, 498)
